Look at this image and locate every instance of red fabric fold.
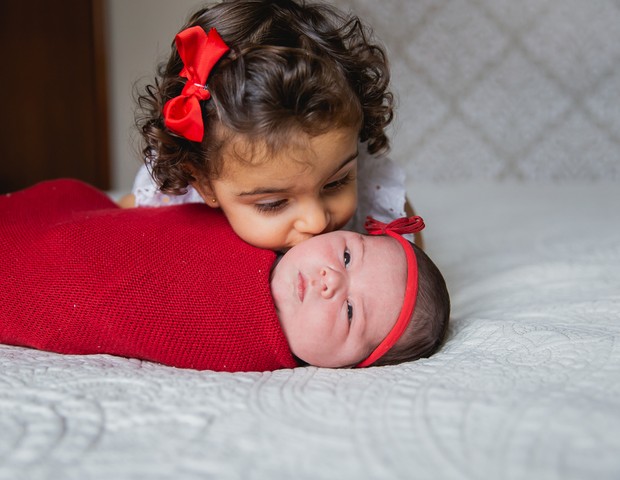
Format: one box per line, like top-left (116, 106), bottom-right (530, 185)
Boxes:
top-left (0, 179), bottom-right (297, 372)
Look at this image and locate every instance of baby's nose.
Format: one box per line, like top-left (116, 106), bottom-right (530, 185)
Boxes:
top-left (319, 267), bottom-right (344, 299)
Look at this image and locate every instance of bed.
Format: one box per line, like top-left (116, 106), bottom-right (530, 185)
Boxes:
top-left (1, 181), bottom-right (619, 479)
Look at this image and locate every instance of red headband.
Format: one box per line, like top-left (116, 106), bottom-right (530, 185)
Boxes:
top-left (356, 215), bottom-right (425, 368)
top-left (163, 26), bottom-right (230, 142)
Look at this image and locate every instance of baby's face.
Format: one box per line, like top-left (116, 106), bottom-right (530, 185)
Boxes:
top-left (270, 230), bottom-right (407, 368)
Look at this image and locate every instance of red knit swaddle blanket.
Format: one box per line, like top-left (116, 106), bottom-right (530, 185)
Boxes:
top-left (0, 179), bottom-right (297, 372)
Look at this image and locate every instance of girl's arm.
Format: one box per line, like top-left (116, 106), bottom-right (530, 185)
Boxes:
top-left (117, 193), bottom-right (136, 208)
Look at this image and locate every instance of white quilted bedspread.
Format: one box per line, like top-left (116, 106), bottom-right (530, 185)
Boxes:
top-left (1, 182), bottom-right (619, 480)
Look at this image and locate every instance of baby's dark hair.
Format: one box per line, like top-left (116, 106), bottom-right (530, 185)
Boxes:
top-left (136, 0), bottom-right (394, 194)
top-left (373, 242), bottom-right (450, 366)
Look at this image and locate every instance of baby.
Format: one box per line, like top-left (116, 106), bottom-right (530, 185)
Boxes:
top-left (273, 220), bottom-right (449, 368)
top-left (0, 180), bottom-right (449, 371)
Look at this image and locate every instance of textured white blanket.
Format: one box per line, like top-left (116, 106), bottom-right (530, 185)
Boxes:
top-left (1, 182), bottom-right (619, 480)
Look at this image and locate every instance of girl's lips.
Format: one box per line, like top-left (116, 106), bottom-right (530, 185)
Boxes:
top-left (297, 272), bottom-right (306, 303)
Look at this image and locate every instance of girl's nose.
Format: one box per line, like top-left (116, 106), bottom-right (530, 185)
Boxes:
top-left (295, 201), bottom-right (330, 235)
top-left (319, 267), bottom-right (344, 299)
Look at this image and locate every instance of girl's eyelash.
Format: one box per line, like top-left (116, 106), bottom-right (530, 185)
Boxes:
top-left (347, 301), bottom-right (353, 322)
top-left (254, 199), bottom-right (288, 213)
top-left (324, 171), bottom-right (355, 192)
top-left (253, 170), bottom-right (355, 213)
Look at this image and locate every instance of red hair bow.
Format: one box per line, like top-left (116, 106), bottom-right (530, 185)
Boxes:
top-left (364, 215), bottom-right (425, 236)
top-left (162, 26), bottom-right (230, 142)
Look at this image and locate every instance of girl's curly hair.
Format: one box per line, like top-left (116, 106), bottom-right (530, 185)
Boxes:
top-left (136, 0), bottom-right (394, 194)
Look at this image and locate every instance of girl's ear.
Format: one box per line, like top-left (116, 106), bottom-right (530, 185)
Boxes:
top-left (191, 179), bottom-right (220, 208)
top-left (186, 166), bottom-right (220, 208)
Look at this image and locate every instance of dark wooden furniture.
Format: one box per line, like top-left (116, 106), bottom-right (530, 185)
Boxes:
top-left (0, 0), bottom-right (110, 193)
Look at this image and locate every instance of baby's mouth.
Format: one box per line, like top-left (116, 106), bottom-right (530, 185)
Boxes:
top-left (297, 272), bottom-right (306, 303)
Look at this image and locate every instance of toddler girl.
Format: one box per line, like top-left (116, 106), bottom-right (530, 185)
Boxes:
top-left (2, 180), bottom-right (448, 371)
top-left (120, 0), bottom-right (417, 250)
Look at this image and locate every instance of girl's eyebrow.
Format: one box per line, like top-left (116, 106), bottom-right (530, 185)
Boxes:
top-left (236, 151), bottom-right (359, 197)
top-left (332, 151), bottom-right (359, 175)
top-left (237, 186), bottom-right (289, 196)
top-left (338, 151), bottom-right (359, 169)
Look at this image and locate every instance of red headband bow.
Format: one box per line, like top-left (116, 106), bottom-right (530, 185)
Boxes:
top-left (356, 215), bottom-right (425, 368)
top-left (162, 26), bottom-right (230, 142)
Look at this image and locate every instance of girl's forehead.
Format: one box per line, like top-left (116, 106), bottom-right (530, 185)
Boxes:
top-left (221, 131), bottom-right (313, 167)
top-left (218, 127), bottom-right (358, 176)
top-left (217, 144), bottom-right (311, 183)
